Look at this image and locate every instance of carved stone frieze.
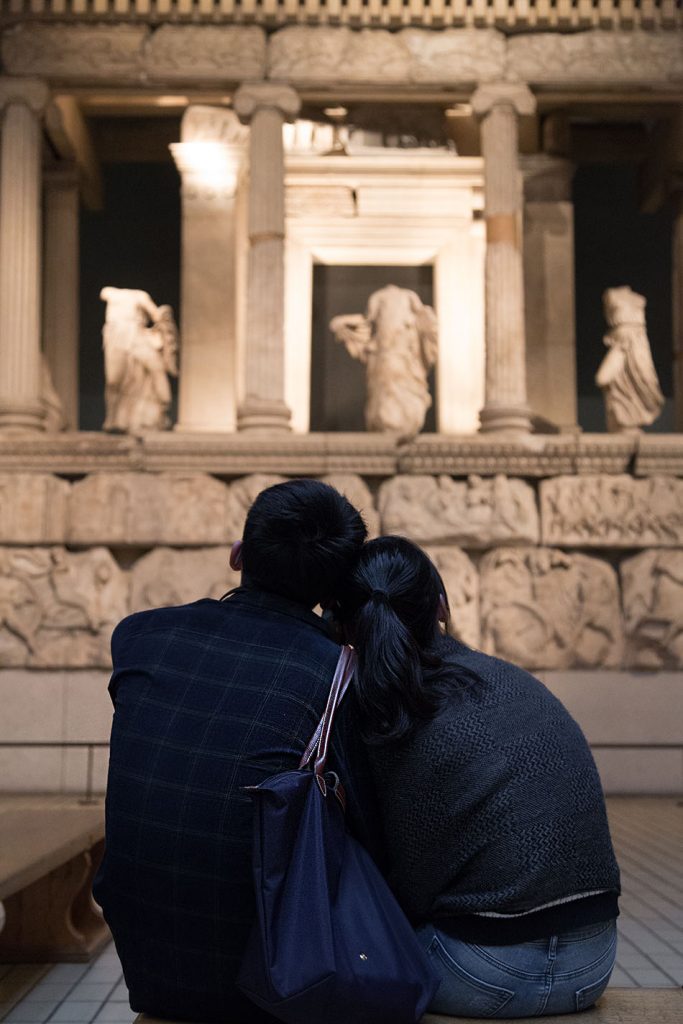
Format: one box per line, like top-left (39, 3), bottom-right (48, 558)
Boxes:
top-left (225, 474), bottom-right (286, 540)
top-left (0, 474), bottom-right (69, 544)
top-left (1, 24), bottom-right (147, 79)
top-left (145, 26), bottom-right (266, 82)
top-left (480, 547), bottom-right (623, 670)
top-left (322, 474), bottom-right (380, 538)
top-left (506, 30), bottom-right (683, 87)
top-left (378, 474), bottom-right (539, 547)
top-left (69, 473), bottom-right (231, 546)
top-left (621, 549), bottom-right (683, 669)
top-left (424, 546), bottom-right (479, 649)
top-left (541, 475), bottom-right (683, 548)
top-left (131, 547), bottom-right (237, 613)
top-left (268, 27), bottom-right (505, 85)
top-left (0, 546), bottom-right (128, 668)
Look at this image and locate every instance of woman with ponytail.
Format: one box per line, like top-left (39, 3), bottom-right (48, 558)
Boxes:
top-left (337, 536), bottom-right (620, 1019)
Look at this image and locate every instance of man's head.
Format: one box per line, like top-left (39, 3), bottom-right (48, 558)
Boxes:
top-left (233, 479), bottom-right (367, 608)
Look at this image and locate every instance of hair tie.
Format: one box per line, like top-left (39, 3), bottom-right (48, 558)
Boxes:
top-left (370, 589), bottom-right (389, 602)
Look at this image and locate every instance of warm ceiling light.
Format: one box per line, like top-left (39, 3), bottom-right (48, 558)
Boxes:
top-left (323, 106), bottom-right (348, 119)
top-left (156, 95), bottom-right (190, 107)
top-left (445, 103), bottom-right (472, 118)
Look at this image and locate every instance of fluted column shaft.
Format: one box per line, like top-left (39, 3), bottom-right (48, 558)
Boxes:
top-left (171, 106), bottom-right (248, 432)
top-left (0, 79), bottom-right (49, 432)
top-left (234, 83), bottom-right (300, 433)
top-left (473, 83), bottom-right (536, 433)
top-left (43, 165), bottom-right (80, 429)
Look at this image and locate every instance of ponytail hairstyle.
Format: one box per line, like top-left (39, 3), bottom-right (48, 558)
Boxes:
top-left (336, 536), bottom-right (452, 746)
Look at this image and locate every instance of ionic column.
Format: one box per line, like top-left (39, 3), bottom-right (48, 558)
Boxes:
top-left (43, 164), bottom-right (80, 429)
top-left (472, 83), bottom-right (536, 434)
top-left (171, 106), bottom-right (248, 432)
top-left (233, 83), bottom-right (300, 433)
top-left (522, 155), bottom-right (578, 432)
top-left (0, 78), bottom-right (49, 433)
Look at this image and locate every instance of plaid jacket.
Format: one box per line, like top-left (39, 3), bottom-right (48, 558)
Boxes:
top-left (93, 587), bottom-right (381, 1024)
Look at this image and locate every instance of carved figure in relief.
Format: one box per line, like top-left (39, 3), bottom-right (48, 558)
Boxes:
top-left (621, 550), bottom-right (683, 669)
top-left (480, 547), bottom-right (622, 670)
top-left (330, 285), bottom-right (438, 440)
top-left (0, 546), bottom-right (127, 668)
top-left (595, 287), bottom-right (664, 432)
top-left (100, 287), bottom-right (178, 433)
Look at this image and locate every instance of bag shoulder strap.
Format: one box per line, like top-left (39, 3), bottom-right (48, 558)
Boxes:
top-left (299, 645), bottom-right (356, 774)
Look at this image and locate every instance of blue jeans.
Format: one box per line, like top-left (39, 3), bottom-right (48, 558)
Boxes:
top-left (416, 919), bottom-right (618, 1018)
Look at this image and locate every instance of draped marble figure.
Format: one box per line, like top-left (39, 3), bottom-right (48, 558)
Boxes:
top-left (100, 287), bottom-right (179, 433)
top-left (330, 285), bottom-right (438, 441)
top-left (595, 286), bottom-right (664, 432)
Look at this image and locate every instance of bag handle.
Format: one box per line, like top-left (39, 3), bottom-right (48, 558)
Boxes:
top-left (299, 645), bottom-right (356, 777)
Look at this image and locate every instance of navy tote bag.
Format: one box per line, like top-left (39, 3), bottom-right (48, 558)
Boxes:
top-left (238, 645), bottom-right (438, 1024)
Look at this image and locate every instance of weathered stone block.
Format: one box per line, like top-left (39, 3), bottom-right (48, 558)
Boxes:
top-left (540, 475), bottom-right (683, 547)
top-left (69, 473), bottom-right (231, 546)
top-left (322, 474), bottom-right (380, 538)
top-left (0, 474), bottom-right (69, 543)
top-left (480, 547), bottom-right (622, 670)
top-left (378, 474), bottom-right (539, 547)
top-left (131, 547), bottom-right (238, 613)
top-left (0, 547), bottom-right (128, 668)
top-left (146, 26), bottom-right (266, 82)
top-left (621, 549), bottom-right (683, 669)
top-left (1, 24), bottom-right (147, 78)
top-left (424, 546), bottom-right (479, 649)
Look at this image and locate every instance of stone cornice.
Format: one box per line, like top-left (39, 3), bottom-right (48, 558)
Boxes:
top-left (0, 432), bottom-right (681, 477)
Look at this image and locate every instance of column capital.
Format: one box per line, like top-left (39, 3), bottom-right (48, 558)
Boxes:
top-left (471, 82), bottom-right (536, 120)
top-left (0, 77), bottom-right (49, 115)
top-left (233, 82), bottom-right (300, 125)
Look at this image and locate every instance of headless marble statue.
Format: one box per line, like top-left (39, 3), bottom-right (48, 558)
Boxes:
top-left (100, 287), bottom-right (178, 433)
top-left (595, 286), bottom-right (664, 433)
top-left (330, 284), bottom-right (438, 441)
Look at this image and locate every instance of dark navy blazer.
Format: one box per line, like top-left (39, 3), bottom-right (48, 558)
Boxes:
top-left (93, 587), bottom-right (380, 1024)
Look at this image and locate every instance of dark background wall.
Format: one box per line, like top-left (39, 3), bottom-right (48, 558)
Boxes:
top-left (78, 159), bottom-right (674, 433)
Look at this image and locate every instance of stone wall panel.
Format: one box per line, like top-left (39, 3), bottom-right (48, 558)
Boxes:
top-left (145, 26), bottom-right (266, 82)
top-left (69, 473), bottom-right (231, 546)
top-left (131, 547), bottom-right (237, 613)
top-left (424, 546), bottom-right (479, 649)
top-left (2, 24), bottom-right (147, 79)
top-left (0, 546), bottom-right (128, 668)
top-left (0, 474), bottom-right (69, 544)
top-left (541, 475), bottom-right (683, 547)
top-left (621, 549), bottom-right (683, 669)
top-left (378, 474), bottom-right (539, 547)
top-left (480, 547), bottom-right (622, 670)
top-left (268, 26), bottom-right (505, 85)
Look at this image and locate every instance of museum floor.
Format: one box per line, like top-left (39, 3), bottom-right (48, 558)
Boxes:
top-left (1, 797), bottom-right (682, 1024)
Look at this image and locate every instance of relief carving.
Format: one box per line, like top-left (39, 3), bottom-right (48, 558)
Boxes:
top-left (322, 474), bottom-right (380, 538)
top-left (541, 475), bottom-right (683, 547)
top-left (69, 473), bottom-right (231, 546)
top-left (0, 547), bottom-right (128, 668)
top-left (0, 474), bottom-right (69, 544)
top-left (424, 546), bottom-right (479, 649)
top-left (131, 547), bottom-right (238, 613)
top-left (621, 549), bottom-right (683, 669)
top-left (378, 474), bottom-right (539, 547)
top-left (480, 547), bottom-right (623, 670)
top-left (506, 30), bottom-right (683, 86)
top-left (225, 475), bottom-right (286, 540)
top-left (145, 26), bottom-right (266, 81)
top-left (268, 27), bottom-right (505, 84)
top-left (1, 24), bottom-right (147, 78)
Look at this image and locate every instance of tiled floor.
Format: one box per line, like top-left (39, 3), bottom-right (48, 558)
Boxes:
top-left (1, 797), bottom-right (681, 1023)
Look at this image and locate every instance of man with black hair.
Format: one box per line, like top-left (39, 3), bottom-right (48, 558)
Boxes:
top-left (94, 480), bottom-right (377, 1024)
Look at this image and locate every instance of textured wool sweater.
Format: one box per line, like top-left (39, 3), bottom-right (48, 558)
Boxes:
top-left (368, 638), bottom-right (620, 944)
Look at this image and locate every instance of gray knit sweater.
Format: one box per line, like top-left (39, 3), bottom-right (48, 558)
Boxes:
top-left (368, 638), bottom-right (620, 942)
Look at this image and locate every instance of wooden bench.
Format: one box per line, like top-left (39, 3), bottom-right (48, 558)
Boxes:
top-left (0, 794), bottom-right (109, 962)
top-left (135, 988), bottom-right (683, 1023)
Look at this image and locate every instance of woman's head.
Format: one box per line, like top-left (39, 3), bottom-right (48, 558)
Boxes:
top-left (337, 536), bottom-right (451, 744)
